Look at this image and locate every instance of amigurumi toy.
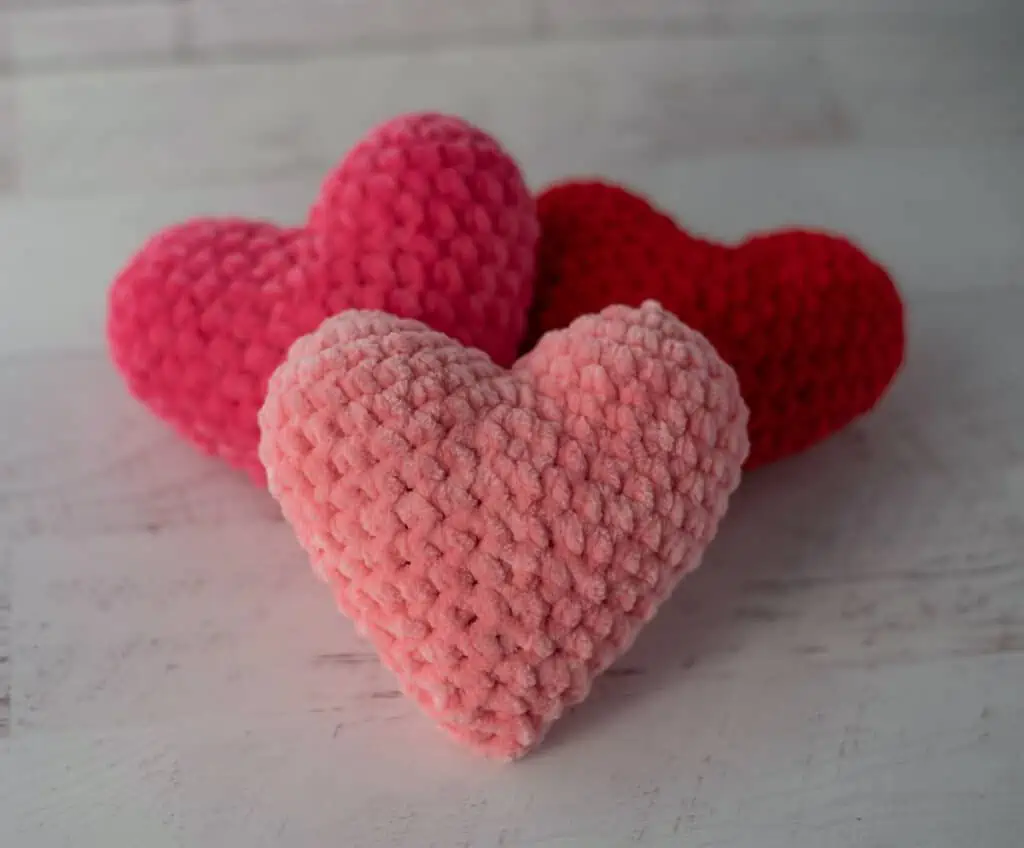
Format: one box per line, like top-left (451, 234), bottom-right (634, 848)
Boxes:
top-left (107, 112), bottom-right (539, 482)
top-left (528, 180), bottom-right (905, 469)
top-left (258, 300), bottom-right (749, 759)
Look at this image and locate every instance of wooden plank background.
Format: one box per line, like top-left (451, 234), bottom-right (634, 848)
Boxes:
top-left (0, 2), bottom-right (1022, 846)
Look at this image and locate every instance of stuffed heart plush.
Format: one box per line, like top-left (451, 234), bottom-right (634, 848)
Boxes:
top-left (107, 112), bottom-right (538, 482)
top-left (529, 181), bottom-right (905, 469)
top-left (258, 300), bottom-right (749, 759)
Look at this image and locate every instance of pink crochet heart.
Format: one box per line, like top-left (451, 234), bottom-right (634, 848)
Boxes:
top-left (259, 300), bottom-right (749, 760)
top-left (107, 112), bottom-right (538, 482)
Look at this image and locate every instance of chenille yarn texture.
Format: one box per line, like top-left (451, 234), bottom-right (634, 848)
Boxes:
top-left (529, 180), bottom-right (906, 469)
top-left (258, 300), bottom-right (749, 760)
top-left (107, 112), bottom-right (539, 482)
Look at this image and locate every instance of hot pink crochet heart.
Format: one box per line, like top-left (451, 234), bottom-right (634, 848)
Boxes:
top-left (107, 112), bottom-right (538, 482)
top-left (258, 300), bottom-right (749, 760)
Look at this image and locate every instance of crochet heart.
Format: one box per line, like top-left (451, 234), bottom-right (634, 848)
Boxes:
top-left (107, 112), bottom-right (539, 481)
top-left (529, 181), bottom-right (905, 469)
top-left (258, 300), bottom-right (749, 759)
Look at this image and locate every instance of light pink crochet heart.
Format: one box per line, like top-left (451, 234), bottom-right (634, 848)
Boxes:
top-left (107, 112), bottom-right (538, 482)
top-left (259, 300), bottom-right (749, 759)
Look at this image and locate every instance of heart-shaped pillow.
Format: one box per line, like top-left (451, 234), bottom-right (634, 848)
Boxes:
top-left (107, 112), bottom-right (539, 482)
top-left (258, 300), bottom-right (749, 759)
top-left (528, 181), bottom-right (905, 469)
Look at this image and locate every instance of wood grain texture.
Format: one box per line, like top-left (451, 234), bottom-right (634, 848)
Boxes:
top-left (538, 0), bottom-right (1021, 25)
top-left (10, 24), bottom-right (1024, 198)
top-left (0, 287), bottom-right (1022, 846)
top-left (2, 656), bottom-right (1019, 847)
top-left (1, 10), bottom-right (1023, 845)
top-left (2, 2), bottom-right (183, 70)
top-left (691, 0), bottom-right (1021, 23)
top-left (2, 145), bottom-right (1022, 357)
top-left (6, 525), bottom-right (385, 734)
top-left (186, 0), bottom-right (538, 54)
top-left (0, 86), bottom-right (14, 193)
top-left (11, 33), bottom-right (849, 195)
top-left (820, 29), bottom-right (1024, 143)
top-left (0, 547), bottom-right (9, 739)
top-left (1, 0), bottom-right (163, 6)
top-left (0, 178), bottom-right (314, 355)
top-left (2, 0), bottom-right (1021, 73)
top-left (0, 354), bottom-right (282, 543)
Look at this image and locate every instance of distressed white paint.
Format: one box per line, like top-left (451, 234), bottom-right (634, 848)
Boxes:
top-left (820, 29), bottom-right (1024, 142)
top-left (186, 0), bottom-right (538, 54)
top-left (2, 3), bottom-right (182, 69)
top-left (9, 22), bottom-right (1024, 197)
top-left (11, 34), bottom-right (849, 195)
top-left (2, 145), bottom-right (1023, 357)
top-left (0, 86), bottom-right (13, 193)
top-left (0, 178), bottom-right (316, 356)
top-left (0, 289), bottom-right (1022, 846)
top-left (1, 6), bottom-right (1023, 846)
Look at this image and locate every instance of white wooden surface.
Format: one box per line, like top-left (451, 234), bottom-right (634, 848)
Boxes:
top-left (1, 2), bottom-right (1023, 846)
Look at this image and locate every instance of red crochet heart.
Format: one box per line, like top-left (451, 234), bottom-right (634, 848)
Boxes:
top-left (258, 301), bottom-right (749, 759)
top-left (107, 113), bottom-right (539, 482)
top-left (528, 181), bottom-right (905, 469)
